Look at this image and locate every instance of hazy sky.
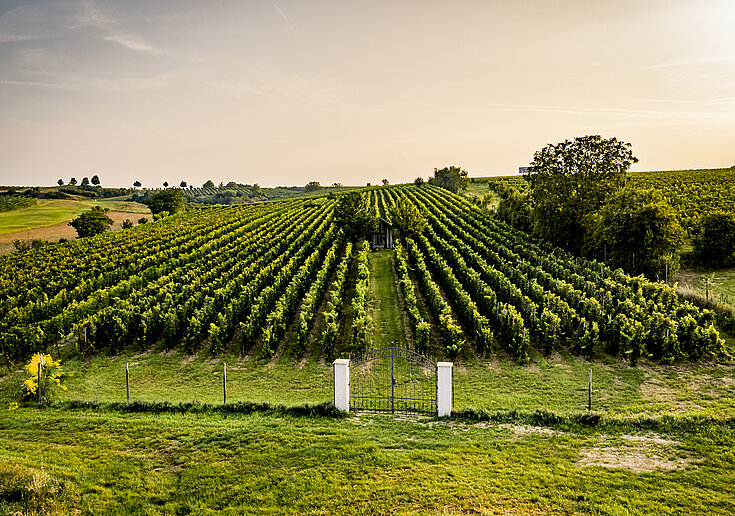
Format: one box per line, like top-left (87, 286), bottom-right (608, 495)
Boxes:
top-left (1, 0), bottom-right (734, 187)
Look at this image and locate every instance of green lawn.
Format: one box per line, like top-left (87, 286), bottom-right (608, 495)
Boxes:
top-left (678, 267), bottom-right (735, 306)
top-left (2, 337), bottom-right (733, 417)
top-left (2, 407), bottom-right (734, 515)
top-left (0, 198), bottom-right (150, 234)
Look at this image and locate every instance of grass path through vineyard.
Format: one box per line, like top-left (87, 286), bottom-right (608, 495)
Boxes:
top-left (368, 249), bottom-right (408, 349)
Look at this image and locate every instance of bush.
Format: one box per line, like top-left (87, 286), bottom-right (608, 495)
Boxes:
top-left (69, 206), bottom-right (114, 238)
top-left (20, 353), bottom-right (69, 403)
top-left (143, 188), bottom-right (185, 215)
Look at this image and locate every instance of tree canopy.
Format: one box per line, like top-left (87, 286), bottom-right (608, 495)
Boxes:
top-left (334, 191), bottom-right (376, 241)
top-left (585, 187), bottom-right (683, 278)
top-left (525, 135), bottom-right (638, 253)
top-left (305, 181), bottom-right (322, 192)
top-left (428, 166), bottom-right (469, 193)
top-left (91, 175), bottom-right (100, 186)
top-left (203, 180), bottom-right (215, 188)
top-left (69, 206), bottom-right (114, 238)
top-left (692, 210), bottom-right (735, 267)
top-left (495, 184), bottom-right (532, 233)
top-left (144, 188), bottom-right (186, 215)
top-left (388, 195), bottom-right (427, 237)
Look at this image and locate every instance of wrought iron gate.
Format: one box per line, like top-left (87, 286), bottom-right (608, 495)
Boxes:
top-left (351, 346), bottom-right (437, 414)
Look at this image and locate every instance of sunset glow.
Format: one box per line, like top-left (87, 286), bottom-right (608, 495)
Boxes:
top-left (1, 0), bottom-right (734, 187)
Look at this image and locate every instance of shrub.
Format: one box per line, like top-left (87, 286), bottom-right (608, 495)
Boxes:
top-left (21, 353), bottom-right (69, 403)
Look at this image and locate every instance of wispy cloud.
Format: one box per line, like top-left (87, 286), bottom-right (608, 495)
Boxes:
top-left (0, 72), bottom-right (172, 92)
top-left (71, 1), bottom-right (173, 56)
top-left (0, 3), bottom-right (65, 43)
top-left (649, 54), bottom-right (735, 69)
top-left (272, 2), bottom-right (297, 34)
top-left (103, 33), bottom-right (168, 55)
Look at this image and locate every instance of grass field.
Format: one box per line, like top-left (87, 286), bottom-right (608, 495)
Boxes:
top-left (678, 268), bottom-right (735, 306)
top-left (2, 405), bottom-right (734, 515)
top-left (0, 198), bottom-right (150, 235)
top-left (2, 338), bottom-right (733, 416)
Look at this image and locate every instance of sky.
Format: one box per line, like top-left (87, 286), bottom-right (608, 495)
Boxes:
top-left (1, 0), bottom-right (734, 188)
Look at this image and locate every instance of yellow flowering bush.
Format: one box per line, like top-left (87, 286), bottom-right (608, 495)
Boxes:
top-left (21, 353), bottom-right (68, 402)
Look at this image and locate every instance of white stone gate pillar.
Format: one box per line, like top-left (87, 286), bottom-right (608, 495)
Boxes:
top-left (437, 362), bottom-right (453, 417)
top-left (333, 358), bottom-right (350, 412)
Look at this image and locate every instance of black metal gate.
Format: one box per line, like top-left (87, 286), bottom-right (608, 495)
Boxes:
top-left (351, 346), bottom-right (437, 414)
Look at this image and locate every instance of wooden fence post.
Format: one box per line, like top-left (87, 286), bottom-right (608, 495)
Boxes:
top-left (37, 355), bottom-right (43, 402)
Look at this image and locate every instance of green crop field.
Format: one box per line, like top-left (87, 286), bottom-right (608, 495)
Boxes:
top-left (2, 181), bottom-right (734, 514)
top-left (0, 198), bottom-right (150, 235)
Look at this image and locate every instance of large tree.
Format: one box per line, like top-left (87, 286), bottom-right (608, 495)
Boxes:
top-left (335, 191), bottom-right (376, 241)
top-left (586, 187), bottom-right (683, 278)
top-left (692, 210), bottom-right (735, 267)
top-left (525, 135), bottom-right (638, 253)
top-left (91, 175), bottom-right (100, 186)
top-left (69, 206), bottom-right (114, 238)
top-left (144, 188), bottom-right (185, 215)
top-left (428, 166), bottom-right (469, 193)
top-left (305, 181), bottom-right (322, 192)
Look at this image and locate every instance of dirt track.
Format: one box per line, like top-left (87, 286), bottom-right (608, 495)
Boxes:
top-left (0, 211), bottom-right (149, 255)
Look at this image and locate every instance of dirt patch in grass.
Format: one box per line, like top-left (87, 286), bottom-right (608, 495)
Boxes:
top-left (497, 423), bottom-right (562, 438)
top-left (182, 349), bottom-right (203, 365)
top-left (579, 433), bottom-right (695, 473)
top-left (526, 361), bottom-right (542, 373)
top-left (483, 356), bottom-right (502, 371)
top-left (578, 446), bottom-right (689, 472)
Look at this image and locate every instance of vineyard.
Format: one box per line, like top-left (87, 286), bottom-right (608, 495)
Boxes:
top-left (0, 185), bottom-right (728, 367)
